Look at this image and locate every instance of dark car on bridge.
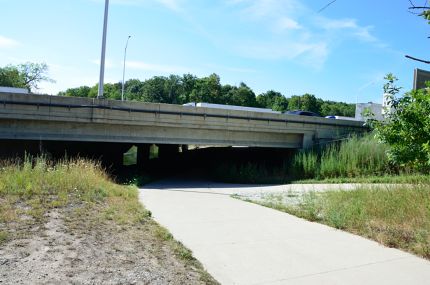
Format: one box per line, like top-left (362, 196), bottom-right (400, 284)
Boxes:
top-left (285, 110), bottom-right (321, 117)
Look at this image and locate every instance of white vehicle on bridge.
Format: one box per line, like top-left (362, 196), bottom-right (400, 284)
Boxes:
top-left (183, 102), bottom-right (281, 114)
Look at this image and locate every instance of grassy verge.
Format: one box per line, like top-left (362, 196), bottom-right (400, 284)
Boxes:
top-left (292, 174), bottom-right (430, 184)
top-left (0, 157), bottom-right (218, 284)
top-left (243, 185), bottom-right (430, 259)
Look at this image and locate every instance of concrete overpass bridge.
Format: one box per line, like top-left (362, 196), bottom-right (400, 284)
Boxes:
top-left (0, 92), bottom-right (365, 165)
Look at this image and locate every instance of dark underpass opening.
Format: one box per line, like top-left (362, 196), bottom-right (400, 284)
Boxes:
top-left (0, 140), bottom-right (297, 185)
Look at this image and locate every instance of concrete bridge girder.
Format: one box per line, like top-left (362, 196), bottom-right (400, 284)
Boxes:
top-left (0, 93), bottom-right (365, 150)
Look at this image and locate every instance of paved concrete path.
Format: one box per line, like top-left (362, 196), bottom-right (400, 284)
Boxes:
top-left (139, 179), bottom-right (430, 285)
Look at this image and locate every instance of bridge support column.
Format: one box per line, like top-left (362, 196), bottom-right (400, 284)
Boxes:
top-left (302, 133), bottom-right (315, 149)
top-left (181, 145), bottom-right (189, 152)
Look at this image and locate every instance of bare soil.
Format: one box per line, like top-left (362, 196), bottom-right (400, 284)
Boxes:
top-left (0, 203), bottom-right (218, 285)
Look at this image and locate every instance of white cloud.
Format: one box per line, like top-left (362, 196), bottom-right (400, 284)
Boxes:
top-left (277, 17), bottom-right (302, 30)
top-left (0, 35), bottom-right (19, 48)
top-left (353, 26), bottom-right (377, 42)
top-left (316, 18), bottom-right (378, 43)
top-left (91, 58), bottom-right (115, 69)
top-left (235, 0), bottom-right (302, 20)
top-left (156, 0), bottom-right (181, 11)
top-left (236, 41), bottom-right (328, 69)
top-left (318, 18), bottom-right (358, 30)
top-left (225, 0), bottom-right (383, 68)
top-left (127, 60), bottom-right (191, 74)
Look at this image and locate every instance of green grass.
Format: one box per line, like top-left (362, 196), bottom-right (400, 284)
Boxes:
top-left (251, 185), bottom-right (430, 259)
top-left (293, 174), bottom-right (430, 184)
top-left (292, 134), bottom-right (391, 180)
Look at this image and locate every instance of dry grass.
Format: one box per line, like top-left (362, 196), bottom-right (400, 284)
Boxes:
top-left (0, 157), bottom-right (218, 284)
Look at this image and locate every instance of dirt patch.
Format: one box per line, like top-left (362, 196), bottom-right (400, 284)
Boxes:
top-left (0, 206), bottom-right (217, 284)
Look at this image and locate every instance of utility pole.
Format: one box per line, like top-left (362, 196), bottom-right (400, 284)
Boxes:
top-left (98, 0), bottom-right (109, 99)
top-left (122, 36), bottom-right (131, 101)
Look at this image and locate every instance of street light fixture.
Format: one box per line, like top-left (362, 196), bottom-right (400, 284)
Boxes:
top-left (122, 35), bottom-right (131, 101)
top-left (98, 0), bottom-right (109, 99)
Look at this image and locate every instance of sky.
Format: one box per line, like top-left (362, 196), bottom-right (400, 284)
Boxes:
top-left (0, 0), bottom-right (428, 103)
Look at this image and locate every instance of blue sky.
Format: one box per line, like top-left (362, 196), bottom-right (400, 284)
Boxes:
top-left (0, 0), bottom-right (428, 103)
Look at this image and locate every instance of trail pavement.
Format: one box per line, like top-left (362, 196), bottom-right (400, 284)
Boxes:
top-left (139, 179), bottom-right (430, 285)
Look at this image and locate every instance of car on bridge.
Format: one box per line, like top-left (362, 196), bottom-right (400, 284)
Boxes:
top-left (285, 110), bottom-right (321, 117)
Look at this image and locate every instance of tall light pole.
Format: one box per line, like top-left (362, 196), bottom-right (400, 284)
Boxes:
top-left (121, 35), bottom-right (131, 101)
top-left (98, 0), bottom-right (109, 99)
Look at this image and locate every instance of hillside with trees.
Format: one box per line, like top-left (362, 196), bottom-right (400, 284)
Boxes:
top-left (58, 73), bottom-right (355, 117)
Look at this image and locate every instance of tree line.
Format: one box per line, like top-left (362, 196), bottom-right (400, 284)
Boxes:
top-left (59, 73), bottom-right (355, 117)
top-left (0, 62), bottom-right (354, 116)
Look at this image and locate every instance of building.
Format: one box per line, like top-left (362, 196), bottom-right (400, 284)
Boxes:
top-left (355, 102), bottom-right (383, 121)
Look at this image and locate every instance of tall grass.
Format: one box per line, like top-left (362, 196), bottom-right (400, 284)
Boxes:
top-left (292, 151), bottom-right (318, 179)
top-left (0, 156), bottom-right (148, 227)
top-left (0, 157), bottom-right (136, 203)
top-left (293, 134), bottom-right (390, 179)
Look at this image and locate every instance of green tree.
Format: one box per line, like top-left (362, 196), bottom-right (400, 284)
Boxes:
top-left (288, 94), bottom-right (320, 113)
top-left (0, 66), bottom-right (24, 88)
top-left (272, 96), bottom-right (289, 111)
top-left (319, 101), bottom-right (355, 117)
top-left (103, 82), bottom-right (122, 100)
top-left (124, 79), bottom-right (145, 101)
top-left (229, 82), bottom-right (257, 107)
top-left (256, 90), bottom-right (288, 111)
top-left (179, 74), bottom-right (197, 103)
top-left (164, 75), bottom-right (183, 104)
top-left (141, 76), bottom-right (169, 103)
top-left (58, 86), bottom-right (91, 97)
top-left (375, 74), bottom-right (430, 170)
top-left (189, 73), bottom-right (222, 103)
top-left (220, 84), bottom-right (238, 105)
top-left (0, 62), bottom-right (53, 91)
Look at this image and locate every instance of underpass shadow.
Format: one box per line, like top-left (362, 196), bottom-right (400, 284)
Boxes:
top-left (132, 146), bottom-right (295, 189)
